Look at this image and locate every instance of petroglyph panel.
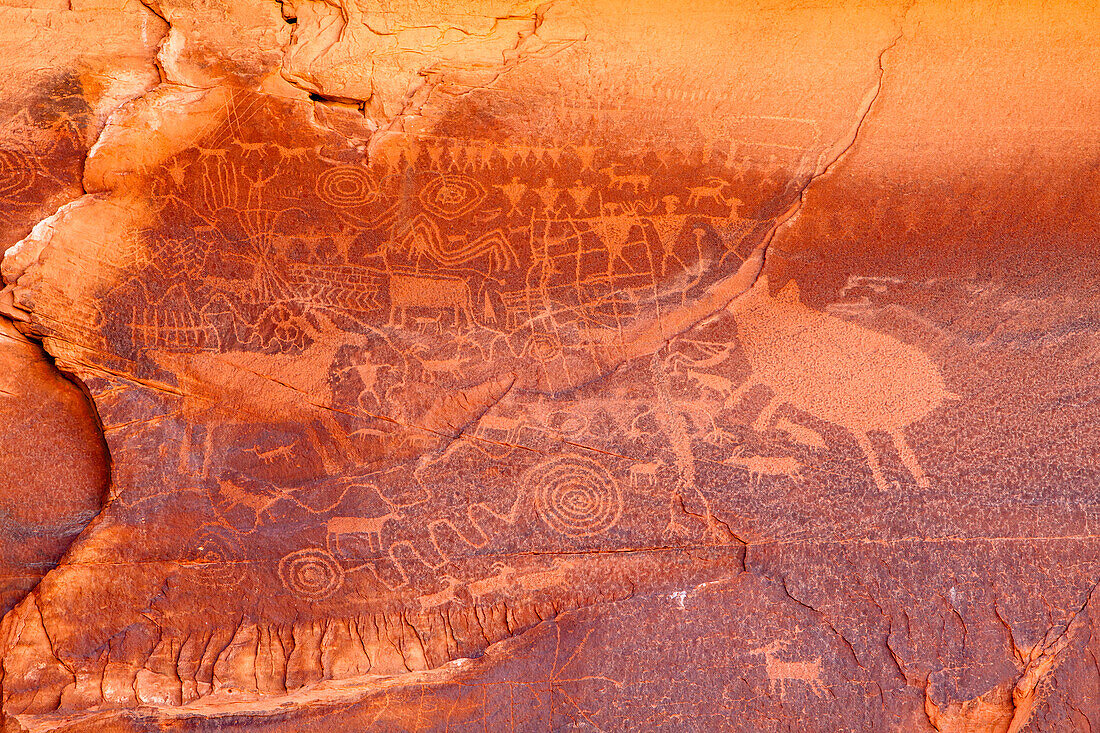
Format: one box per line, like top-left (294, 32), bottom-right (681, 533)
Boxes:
top-left (1, 0), bottom-right (1099, 730)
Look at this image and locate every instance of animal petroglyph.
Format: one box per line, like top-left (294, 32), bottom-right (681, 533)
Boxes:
top-left (722, 447), bottom-right (804, 485)
top-left (687, 177), bottom-right (742, 212)
top-left (628, 461), bottom-right (662, 487)
top-left (728, 276), bottom-right (957, 490)
top-left (388, 272), bottom-right (475, 327)
top-left (685, 368), bottom-right (737, 401)
top-left (600, 165), bottom-right (651, 193)
top-left (327, 510), bottom-right (404, 555)
top-left (758, 641), bottom-right (828, 698)
top-left (775, 417), bottom-right (827, 450)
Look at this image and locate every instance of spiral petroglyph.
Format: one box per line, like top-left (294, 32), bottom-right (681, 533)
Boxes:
top-left (526, 332), bottom-right (563, 362)
top-left (528, 455), bottom-right (623, 537)
top-left (278, 548), bottom-right (344, 600)
top-left (0, 148), bottom-right (35, 198)
top-left (417, 174), bottom-right (487, 219)
top-left (315, 165), bottom-right (378, 207)
top-left (189, 526), bottom-right (244, 587)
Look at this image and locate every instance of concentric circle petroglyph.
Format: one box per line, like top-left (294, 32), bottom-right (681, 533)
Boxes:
top-left (316, 165), bottom-right (378, 207)
top-left (0, 149), bottom-right (35, 199)
top-left (278, 548), bottom-right (344, 600)
top-left (190, 526), bottom-right (244, 586)
top-left (528, 456), bottom-right (622, 537)
top-left (417, 174), bottom-right (487, 219)
top-left (526, 332), bottom-right (562, 362)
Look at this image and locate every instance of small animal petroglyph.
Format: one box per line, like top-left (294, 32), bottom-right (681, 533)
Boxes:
top-left (686, 177), bottom-right (741, 212)
top-left (685, 368), bottom-right (737, 400)
top-left (388, 273), bottom-right (474, 327)
top-left (326, 510), bottom-right (404, 555)
top-left (758, 640), bottom-right (828, 698)
top-left (728, 276), bottom-right (958, 490)
top-left (775, 417), bottom-right (827, 451)
top-left (599, 166), bottom-right (650, 193)
top-left (418, 575), bottom-right (464, 612)
top-left (721, 446), bottom-right (803, 484)
top-left (628, 461), bottom-right (662, 487)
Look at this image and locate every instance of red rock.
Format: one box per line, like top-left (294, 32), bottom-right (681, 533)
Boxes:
top-left (1, 1), bottom-right (1098, 731)
top-left (0, 321), bottom-right (108, 616)
top-left (0, 0), bottom-right (159, 622)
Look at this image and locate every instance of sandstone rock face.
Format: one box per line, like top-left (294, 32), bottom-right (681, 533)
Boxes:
top-left (0, 0), bottom-right (158, 620)
top-left (0, 1), bottom-right (1097, 731)
top-left (0, 321), bottom-right (108, 617)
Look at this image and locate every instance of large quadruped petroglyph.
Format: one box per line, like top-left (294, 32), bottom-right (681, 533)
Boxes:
top-left (1, 1), bottom-right (1098, 730)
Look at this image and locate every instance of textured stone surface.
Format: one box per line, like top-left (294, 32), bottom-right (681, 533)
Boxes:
top-left (1, 1), bottom-right (1098, 731)
top-left (0, 0), bottom-right (158, 620)
top-left (0, 321), bottom-right (108, 617)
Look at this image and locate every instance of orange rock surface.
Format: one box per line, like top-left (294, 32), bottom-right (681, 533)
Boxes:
top-left (0, 1), bottom-right (1098, 730)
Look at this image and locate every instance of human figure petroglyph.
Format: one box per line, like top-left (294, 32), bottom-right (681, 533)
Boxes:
top-left (571, 141), bottom-right (597, 171)
top-left (590, 209), bottom-right (642, 274)
top-left (567, 180), bottom-right (594, 214)
top-left (646, 196), bottom-right (692, 275)
top-left (496, 176), bottom-right (527, 214)
top-left (535, 177), bottom-right (559, 212)
top-left (727, 276), bottom-right (958, 490)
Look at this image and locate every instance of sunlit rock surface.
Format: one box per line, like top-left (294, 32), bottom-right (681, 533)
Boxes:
top-left (1, 1), bottom-right (1098, 730)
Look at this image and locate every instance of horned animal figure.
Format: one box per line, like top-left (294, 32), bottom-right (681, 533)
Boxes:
top-left (686, 177), bottom-right (742, 214)
top-left (327, 510), bottom-right (404, 555)
top-left (388, 272), bottom-right (475, 327)
top-left (599, 166), bottom-right (650, 193)
top-left (727, 276), bottom-right (957, 490)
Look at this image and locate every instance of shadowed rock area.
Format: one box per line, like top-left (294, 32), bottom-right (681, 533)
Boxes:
top-left (0, 0), bottom-right (1098, 730)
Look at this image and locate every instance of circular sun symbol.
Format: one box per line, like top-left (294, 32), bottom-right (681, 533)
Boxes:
top-left (278, 548), bottom-right (344, 600)
top-left (316, 165), bottom-right (378, 208)
top-left (526, 456), bottom-right (623, 537)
